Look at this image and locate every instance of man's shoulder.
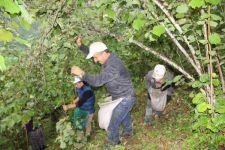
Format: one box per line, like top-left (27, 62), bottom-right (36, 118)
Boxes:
top-left (106, 53), bottom-right (123, 67)
top-left (146, 70), bottom-right (154, 77)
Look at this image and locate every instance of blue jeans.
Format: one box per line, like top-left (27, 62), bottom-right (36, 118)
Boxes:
top-left (107, 96), bottom-right (135, 145)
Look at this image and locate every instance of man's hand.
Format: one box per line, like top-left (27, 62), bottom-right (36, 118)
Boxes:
top-left (71, 66), bottom-right (85, 77)
top-left (75, 36), bottom-right (82, 47)
top-left (63, 105), bottom-right (68, 111)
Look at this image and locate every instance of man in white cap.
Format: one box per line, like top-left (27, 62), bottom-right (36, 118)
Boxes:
top-left (71, 37), bottom-right (136, 146)
top-left (144, 64), bottom-right (174, 126)
top-left (63, 76), bottom-right (95, 136)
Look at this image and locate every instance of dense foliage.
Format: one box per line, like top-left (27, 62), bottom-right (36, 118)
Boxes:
top-left (0, 0), bottom-right (225, 149)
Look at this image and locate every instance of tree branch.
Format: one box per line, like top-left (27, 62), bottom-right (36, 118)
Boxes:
top-left (131, 39), bottom-right (195, 81)
top-left (151, 12), bottom-right (201, 76)
top-left (153, 0), bottom-right (202, 73)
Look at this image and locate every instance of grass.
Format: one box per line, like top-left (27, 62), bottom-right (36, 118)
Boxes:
top-left (43, 86), bottom-right (223, 149)
top-left (84, 87), bottom-right (194, 149)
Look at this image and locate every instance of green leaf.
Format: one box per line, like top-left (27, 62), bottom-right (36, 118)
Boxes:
top-left (199, 39), bottom-right (207, 44)
top-left (19, 18), bottom-right (31, 30)
top-left (192, 116), bottom-right (208, 130)
top-left (67, 0), bottom-right (73, 5)
top-left (188, 35), bottom-right (195, 43)
top-left (132, 18), bottom-right (145, 30)
top-left (177, 18), bottom-right (187, 25)
top-left (206, 122), bottom-right (218, 132)
top-left (106, 9), bottom-right (116, 19)
top-left (209, 21), bottom-right (218, 27)
top-left (215, 98), bottom-right (225, 113)
top-left (10, 21), bottom-right (19, 29)
top-left (0, 28), bottom-right (13, 43)
top-left (189, 0), bottom-right (205, 9)
top-left (151, 25), bottom-right (165, 37)
top-left (209, 33), bottom-right (221, 44)
top-left (173, 75), bottom-right (182, 83)
top-left (0, 55), bottom-right (6, 72)
top-left (0, 0), bottom-right (21, 14)
top-left (200, 13), bottom-right (210, 20)
top-left (211, 14), bottom-right (222, 21)
top-left (197, 102), bottom-right (208, 112)
top-left (192, 92), bottom-right (206, 104)
top-left (199, 74), bottom-right (209, 83)
top-left (212, 114), bottom-right (225, 127)
top-left (213, 79), bottom-right (220, 87)
top-left (15, 37), bottom-right (31, 47)
top-left (18, 3), bottom-right (34, 24)
top-left (191, 80), bottom-right (203, 88)
top-left (176, 4), bottom-right (189, 13)
top-left (205, 0), bottom-right (222, 5)
top-left (176, 13), bottom-right (185, 18)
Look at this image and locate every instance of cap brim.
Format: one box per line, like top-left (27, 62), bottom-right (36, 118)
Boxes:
top-left (86, 53), bottom-right (93, 59)
top-left (152, 73), bottom-right (163, 80)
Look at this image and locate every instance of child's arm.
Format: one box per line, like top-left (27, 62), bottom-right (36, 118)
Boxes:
top-left (63, 97), bottom-right (80, 111)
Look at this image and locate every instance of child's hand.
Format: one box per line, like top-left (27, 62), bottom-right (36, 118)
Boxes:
top-left (63, 105), bottom-right (68, 111)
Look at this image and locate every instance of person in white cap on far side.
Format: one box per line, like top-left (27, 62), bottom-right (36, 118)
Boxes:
top-left (71, 36), bottom-right (136, 146)
top-left (144, 64), bottom-right (174, 126)
top-left (62, 76), bottom-right (95, 137)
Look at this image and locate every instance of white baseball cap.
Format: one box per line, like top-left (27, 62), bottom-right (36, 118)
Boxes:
top-left (73, 76), bottom-right (82, 84)
top-left (152, 64), bottom-right (166, 80)
top-left (86, 42), bottom-right (108, 59)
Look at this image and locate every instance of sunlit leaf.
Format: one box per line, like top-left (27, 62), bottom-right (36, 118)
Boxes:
top-left (176, 4), bottom-right (189, 13)
top-left (0, 55), bottom-right (6, 72)
top-left (199, 74), bottom-right (209, 83)
top-left (213, 79), bottom-right (220, 87)
top-left (209, 21), bottom-right (218, 27)
top-left (151, 25), bottom-right (165, 37)
top-left (15, 37), bottom-right (31, 47)
top-left (209, 33), bottom-right (221, 44)
top-left (192, 92), bottom-right (206, 104)
top-left (10, 21), bottom-right (19, 29)
top-left (173, 75), bottom-right (182, 83)
top-left (189, 0), bottom-right (205, 8)
top-left (191, 80), bottom-right (203, 88)
top-left (205, 0), bottom-right (222, 5)
top-left (18, 3), bottom-right (34, 24)
top-left (0, 28), bottom-right (13, 43)
top-left (132, 18), bottom-right (145, 30)
top-left (212, 114), bottom-right (225, 129)
top-left (0, 0), bottom-right (21, 14)
top-left (106, 9), bottom-right (116, 19)
top-left (197, 102), bottom-right (209, 112)
top-left (19, 18), bottom-right (31, 30)
top-left (211, 14), bottom-right (222, 21)
top-left (215, 98), bottom-right (225, 113)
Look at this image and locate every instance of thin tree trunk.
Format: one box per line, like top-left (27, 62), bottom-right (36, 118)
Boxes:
top-left (201, 9), bottom-right (225, 94)
top-left (131, 39), bottom-right (195, 81)
top-left (207, 6), bottom-right (215, 105)
top-left (216, 55), bottom-right (225, 93)
top-left (201, 9), bottom-right (212, 103)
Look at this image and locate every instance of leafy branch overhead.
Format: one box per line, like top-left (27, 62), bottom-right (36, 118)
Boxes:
top-left (0, 0), bottom-right (225, 149)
